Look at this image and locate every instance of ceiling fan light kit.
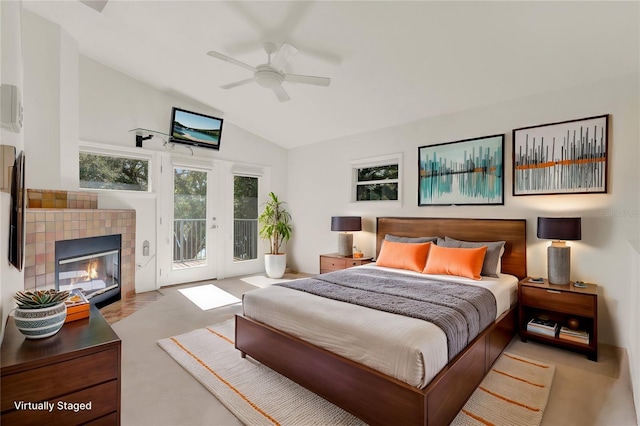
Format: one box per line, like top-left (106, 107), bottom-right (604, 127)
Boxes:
top-left (207, 42), bottom-right (330, 102)
top-left (255, 66), bottom-right (284, 88)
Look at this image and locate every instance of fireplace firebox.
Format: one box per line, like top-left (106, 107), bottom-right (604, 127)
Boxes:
top-left (55, 235), bottom-right (122, 308)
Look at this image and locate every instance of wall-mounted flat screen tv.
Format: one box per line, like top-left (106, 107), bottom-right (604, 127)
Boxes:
top-left (9, 151), bottom-right (25, 271)
top-left (169, 107), bottom-right (223, 150)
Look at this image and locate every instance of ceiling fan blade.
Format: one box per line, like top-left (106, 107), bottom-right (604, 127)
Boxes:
top-left (284, 74), bottom-right (331, 87)
top-left (270, 42), bottom-right (298, 71)
top-left (272, 86), bottom-right (290, 102)
top-left (220, 78), bottom-right (255, 89)
top-left (207, 51), bottom-right (256, 72)
top-left (79, 0), bottom-right (109, 13)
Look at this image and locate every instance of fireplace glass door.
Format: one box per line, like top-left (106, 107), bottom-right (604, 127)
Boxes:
top-left (55, 234), bottom-right (122, 306)
top-left (58, 249), bottom-right (120, 300)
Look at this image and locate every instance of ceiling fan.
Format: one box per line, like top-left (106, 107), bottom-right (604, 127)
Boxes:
top-left (207, 42), bottom-right (330, 102)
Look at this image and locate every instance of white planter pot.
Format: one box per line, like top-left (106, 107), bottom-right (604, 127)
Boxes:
top-left (265, 253), bottom-right (286, 279)
top-left (14, 302), bottom-right (67, 339)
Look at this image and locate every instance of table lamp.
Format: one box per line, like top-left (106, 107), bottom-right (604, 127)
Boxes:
top-left (537, 217), bottom-right (581, 285)
top-left (331, 216), bottom-right (362, 257)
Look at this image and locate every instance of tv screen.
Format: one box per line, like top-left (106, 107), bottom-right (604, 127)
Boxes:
top-left (170, 107), bottom-right (223, 150)
top-left (9, 151), bottom-right (25, 271)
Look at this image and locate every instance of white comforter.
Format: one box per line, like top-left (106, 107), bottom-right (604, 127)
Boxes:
top-left (242, 264), bottom-right (517, 388)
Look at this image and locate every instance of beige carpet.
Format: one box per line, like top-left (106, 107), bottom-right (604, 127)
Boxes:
top-left (159, 319), bottom-right (555, 426)
top-left (451, 352), bottom-right (555, 426)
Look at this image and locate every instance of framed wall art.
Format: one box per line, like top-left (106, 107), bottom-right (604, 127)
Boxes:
top-left (418, 134), bottom-right (504, 206)
top-left (512, 114), bottom-right (608, 196)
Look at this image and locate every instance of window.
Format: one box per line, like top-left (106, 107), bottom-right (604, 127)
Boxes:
top-left (79, 152), bottom-right (150, 191)
top-left (233, 175), bottom-right (258, 261)
top-left (351, 154), bottom-right (402, 202)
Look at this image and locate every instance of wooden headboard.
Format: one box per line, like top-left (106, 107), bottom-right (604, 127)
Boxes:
top-left (376, 217), bottom-right (527, 279)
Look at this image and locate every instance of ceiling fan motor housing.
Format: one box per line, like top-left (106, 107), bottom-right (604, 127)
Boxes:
top-left (255, 65), bottom-right (284, 88)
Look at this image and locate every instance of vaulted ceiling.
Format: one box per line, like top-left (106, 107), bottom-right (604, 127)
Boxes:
top-left (24, 1), bottom-right (639, 149)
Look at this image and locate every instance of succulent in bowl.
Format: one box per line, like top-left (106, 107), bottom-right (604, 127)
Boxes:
top-left (14, 290), bottom-right (70, 309)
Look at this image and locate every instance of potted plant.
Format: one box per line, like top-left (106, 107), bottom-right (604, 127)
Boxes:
top-left (13, 289), bottom-right (69, 339)
top-left (258, 192), bottom-right (292, 278)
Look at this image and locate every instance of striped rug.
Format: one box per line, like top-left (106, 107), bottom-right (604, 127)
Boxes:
top-left (158, 320), bottom-right (554, 426)
top-left (451, 352), bottom-right (555, 426)
top-left (158, 319), bottom-right (365, 426)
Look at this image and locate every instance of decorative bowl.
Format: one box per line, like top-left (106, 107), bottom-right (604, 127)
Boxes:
top-left (567, 317), bottom-right (580, 330)
top-left (14, 302), bottom-right (67, 339)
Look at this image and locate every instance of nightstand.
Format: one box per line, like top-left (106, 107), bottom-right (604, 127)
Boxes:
top-left (518, 277), bottom-right (598, 361)
top-left (320, 253), bottom-right (373, 274)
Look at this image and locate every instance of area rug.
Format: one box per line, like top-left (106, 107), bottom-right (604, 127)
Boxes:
top-left (450, 352), bottom-right (555, 426)
top-left (158, 319), bottom-right (364, 426)
top-left (178, 284), bottom-right (241, 311)
top-left (159, 320), bottom-right (554, 426)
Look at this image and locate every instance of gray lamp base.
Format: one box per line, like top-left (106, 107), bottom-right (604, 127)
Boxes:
top-left (338, 233), bottom-right (353, 257)
top-left (548, 244), bottom-right (571, 285)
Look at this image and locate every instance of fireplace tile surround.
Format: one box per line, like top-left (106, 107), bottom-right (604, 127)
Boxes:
top-left (24, 189), bottom-right (135, 299)
top-left (27, 189), bottom-right (98, 209)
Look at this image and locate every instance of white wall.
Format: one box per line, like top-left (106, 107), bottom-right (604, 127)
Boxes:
top-left (21, 10), bottom-right (71, 190)
top-left (58, 28), bottom-right (79, 190)
top-left (0, 0), bottom-right (25, 340)
top-left (288, 73), bottom-right (640, 351)
top-left (77, 55), bottom-right (288, 167)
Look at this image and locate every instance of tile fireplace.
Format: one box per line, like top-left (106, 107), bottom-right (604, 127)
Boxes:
top-left (24, 189), bottom-right (136, 304)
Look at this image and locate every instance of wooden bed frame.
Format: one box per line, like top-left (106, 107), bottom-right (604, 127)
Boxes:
top-left (236, 217), bottom-right (526, 426)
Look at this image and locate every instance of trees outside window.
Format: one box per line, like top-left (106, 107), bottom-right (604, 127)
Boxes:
top-left (355, 164), bottom-right (399, 201)
top-left (79, 152), bottom-right (149, 191)
top-left (173, 168), bottom-right (207, 262)
top-left (234, 176), bottom-right (258, 261)
top-left (351, 154), bottom-right (402, 202)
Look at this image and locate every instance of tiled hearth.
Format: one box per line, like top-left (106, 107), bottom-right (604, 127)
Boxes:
top-left (24, 189), bottom-right (136, 299)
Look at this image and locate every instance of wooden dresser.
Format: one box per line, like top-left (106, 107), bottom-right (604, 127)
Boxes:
top-left (1, 306), bottom-right (121, 425)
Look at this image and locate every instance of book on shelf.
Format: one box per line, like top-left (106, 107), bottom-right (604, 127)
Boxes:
top-left (527, 318), bottom-right (558, 337)
top-left (527, 318), bottom-right (558, 330)
top-left (558, 334), bottom-right (589, 344)
top-left (527, 323), bottom-right (557, 333)
top-left (528, 317), bottom-right (557, 328)
top-left (558, 326), bottom-right (589, 344)
top-left (559, 326), bottom-right (588, 337)
top-left (527, 326), bottom-right (557, 337)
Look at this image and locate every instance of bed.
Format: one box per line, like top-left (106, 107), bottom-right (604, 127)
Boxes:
top-left (236, 217), bottom-right (527, 426)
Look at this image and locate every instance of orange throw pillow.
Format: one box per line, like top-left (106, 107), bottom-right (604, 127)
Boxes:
top-left (422, 244), bottom-right (487, 280)
top-left (376, 240), bottom-right (432, 272)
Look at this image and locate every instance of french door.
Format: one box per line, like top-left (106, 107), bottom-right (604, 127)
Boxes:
top-left (160, 158), bottom-right (218, 286)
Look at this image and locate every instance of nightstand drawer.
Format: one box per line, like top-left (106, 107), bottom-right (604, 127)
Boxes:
top-left (521, 286), bottom-right (595, 317)
top-left (347, 258), bottom-right (370, 267)
top-left (320, 257), bottom-right (347, 271)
